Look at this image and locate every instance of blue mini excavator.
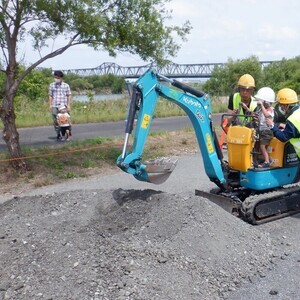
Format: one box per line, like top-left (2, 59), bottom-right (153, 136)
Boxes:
top-left (117, 69), bottom-right (300, 224)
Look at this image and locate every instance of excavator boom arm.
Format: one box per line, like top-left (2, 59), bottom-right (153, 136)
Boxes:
top-left (117, 69), bottom-right (226, 186)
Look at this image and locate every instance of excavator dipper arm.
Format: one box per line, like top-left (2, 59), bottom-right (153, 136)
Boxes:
top-left (117, 69), bottom-right (226, 186)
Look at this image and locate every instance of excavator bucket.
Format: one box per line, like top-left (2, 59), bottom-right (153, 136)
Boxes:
top-left (142, 157), bottom-right (178, 184)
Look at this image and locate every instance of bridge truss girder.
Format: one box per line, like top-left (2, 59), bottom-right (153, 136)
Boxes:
top-left (62, 61), bottom-right (276, 79)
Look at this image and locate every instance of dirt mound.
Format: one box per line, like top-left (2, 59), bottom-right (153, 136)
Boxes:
top-left (0, 188), bottom-right (274, 300)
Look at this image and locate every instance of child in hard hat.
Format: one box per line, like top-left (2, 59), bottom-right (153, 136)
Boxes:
top-left (56, 104), bottom-right (72, 141)
top-left (254, 87), bottom-right (275, 168)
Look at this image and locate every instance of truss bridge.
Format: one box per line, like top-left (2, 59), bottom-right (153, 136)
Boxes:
top-left (62, 61), bottom-right (276, 79)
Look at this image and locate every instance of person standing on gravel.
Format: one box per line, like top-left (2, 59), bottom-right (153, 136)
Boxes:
top-left (49, 70), bottom-right (72, 141)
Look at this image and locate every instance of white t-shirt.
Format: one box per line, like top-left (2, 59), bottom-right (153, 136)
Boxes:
top-left (259, 106), bottom-right (274, 130)
top-left (57, 112), bottom-right (71, 127)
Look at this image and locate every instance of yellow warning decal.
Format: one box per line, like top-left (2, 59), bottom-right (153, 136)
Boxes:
top-left (141, 114), bottom-right (151, 129)
top-left (206, 133), bottom-right (214, 153)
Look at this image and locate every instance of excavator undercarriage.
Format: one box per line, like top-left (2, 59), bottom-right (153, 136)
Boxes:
top-left (196, 185), bottom-right (300, 225)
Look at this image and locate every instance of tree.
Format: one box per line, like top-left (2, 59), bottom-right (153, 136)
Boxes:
top-left (262, 57), bottom-right (300, 93)
top-left (17, 67), bottom-right (52, 100)
top-left (0, 0), bottom-right (191, 170)
top-left (203, 56), bottom-right (262, 96)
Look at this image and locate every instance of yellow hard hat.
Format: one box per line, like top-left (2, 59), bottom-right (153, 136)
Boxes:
top-left (238, 74), bottom-right (255, 89)
top-left (276, 88), bottom-right (298, 104)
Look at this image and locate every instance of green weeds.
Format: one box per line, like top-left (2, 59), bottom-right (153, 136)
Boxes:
top-left (0, 129), bottom-right (200, 189)
top-left (0, 91), bottom-right (226, 189)
top-left (9, 94), bottom-right (227, 129)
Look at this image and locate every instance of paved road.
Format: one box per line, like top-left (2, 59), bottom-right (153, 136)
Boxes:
top-left (0, 114), bottom-right (223, 151)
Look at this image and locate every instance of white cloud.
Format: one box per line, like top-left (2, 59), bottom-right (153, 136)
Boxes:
top-left (258, 25), bottom-right (298, 41)
top-left (197, 18), bottom-right (244, 40)
top-left (22, 0), bottom-right (300, 69)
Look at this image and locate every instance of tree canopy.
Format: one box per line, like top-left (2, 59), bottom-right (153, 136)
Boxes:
top-left (0, 0), bottom-right (191, 73)
top-left (0, 0), bottom-right (191, 169)
top-left (203, 56), bottom-right (300, 96)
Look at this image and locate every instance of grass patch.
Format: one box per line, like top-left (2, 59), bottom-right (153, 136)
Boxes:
top-left (0, 89), bottom-right (227, 193)
top-left (0, 130), bottom-right (201, 192)
top-left (9, 94), bottom-right (227, 129)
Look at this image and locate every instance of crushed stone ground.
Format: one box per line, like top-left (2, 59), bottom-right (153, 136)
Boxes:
top-left (0, 189), bottom-right (274, 300)
top-left (0, 155), bottom-right (300, 300)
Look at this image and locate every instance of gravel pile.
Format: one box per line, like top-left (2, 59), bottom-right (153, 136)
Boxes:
top-left (0, 187), bottom-right (276, 300)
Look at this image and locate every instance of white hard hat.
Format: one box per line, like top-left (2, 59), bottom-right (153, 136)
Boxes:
top-left (254, 87), bottom-right (276, 103)
top-left (58, 104), bottom-right (66, 111)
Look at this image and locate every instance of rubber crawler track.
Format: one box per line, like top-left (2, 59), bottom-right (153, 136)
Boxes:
top-left (241, 185), bottom-right (300, 224)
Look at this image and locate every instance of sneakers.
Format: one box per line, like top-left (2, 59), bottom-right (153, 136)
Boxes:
top-left (60, 136), bottom-right (70, 142)
top-left (258, 159), bottom-right (273, 168)
top-left (260, 162), bottom-right (270, 168)
top-left (56, 132), bottom-right (71, 142)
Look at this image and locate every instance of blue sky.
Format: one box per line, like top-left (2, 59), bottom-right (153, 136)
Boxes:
top-left (22, 0), bottom-right (300, 70)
